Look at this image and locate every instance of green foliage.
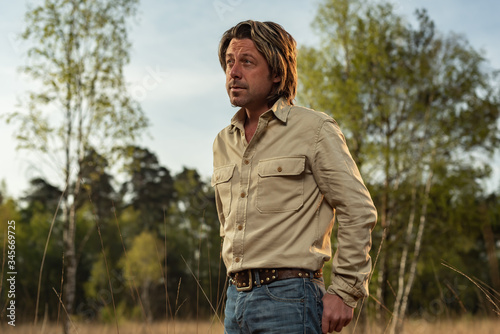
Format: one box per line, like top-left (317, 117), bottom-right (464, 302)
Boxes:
top-left (166, 167), bottom-right (224, 317)
top-left (300, 0), bottom-right (499, 176)
top-left (8, 0), bottom-right (148, 162)
top-left (84, 251), bottom-right (109, 299)
top-left (79, 148), bottom-right (119, 221)
top-left (99, 300), bottom-right (128, 324)
top-left (119, 230), bottom-right (164, 322)
top-left (119, 231), bottom-right (164, 287)
top-left (120, 146), bottom-right (174, 231)
top-left (21, 178), bottom-right (63, 222)
top-left (1, 194), bottom-right (64, 320)
top-left (299, 0), bottom-right (500, 323)
top-left (0, 199), bottom-right (20, 227)
top-left (116, 206), bottom-right (142, 243)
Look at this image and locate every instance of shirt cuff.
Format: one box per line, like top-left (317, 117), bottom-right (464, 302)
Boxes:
top-left (327, 275), bottom-right (365, 308)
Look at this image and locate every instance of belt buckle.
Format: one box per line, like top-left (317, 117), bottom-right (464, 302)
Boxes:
top-left (235, 269), bottom-right (253, 292)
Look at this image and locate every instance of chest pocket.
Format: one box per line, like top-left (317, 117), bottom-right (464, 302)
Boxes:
top-left (211, 164), bottom-right (236, 218)
top-left (257, 156), bottom-right (305, 213)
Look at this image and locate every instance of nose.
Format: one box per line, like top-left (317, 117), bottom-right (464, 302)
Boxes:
top-left (229, 62), bottom-right (241, 79)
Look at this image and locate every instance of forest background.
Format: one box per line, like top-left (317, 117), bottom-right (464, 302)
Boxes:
top-left (0, 0), bottom-right (499, 334)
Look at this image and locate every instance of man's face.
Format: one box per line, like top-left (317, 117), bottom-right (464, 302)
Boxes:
top-left (225, 38), bottom-right (280, 113)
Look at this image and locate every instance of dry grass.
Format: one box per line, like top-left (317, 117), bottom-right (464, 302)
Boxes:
top-left (1, 318), bottom-right (499, 334)
top-left (401, 318), bottom-right (500, 334)
top-left (340, 318), bottom-right (500, 334)
top-left (0, 320), bottom-right (224, 334)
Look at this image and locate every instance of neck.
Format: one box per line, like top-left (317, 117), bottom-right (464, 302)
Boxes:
top-left (247, 103), bottom-right (267, 118)
top-left (244, 109), bottom-right (263, 126)
top-left (244, 99), bottom-right (275, 125)
top-left (243, 108), bottom-right (265, 143)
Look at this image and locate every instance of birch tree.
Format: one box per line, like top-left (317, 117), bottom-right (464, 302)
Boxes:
top-left (298, 0), bottom-right (500, 331)
top-left (7, 0), bottom-right (147, 332)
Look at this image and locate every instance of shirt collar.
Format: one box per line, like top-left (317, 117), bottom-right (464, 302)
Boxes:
top-left (270, 98), bottom-right (292, 123)
top-left (229, 98), bottom-right (291, 133)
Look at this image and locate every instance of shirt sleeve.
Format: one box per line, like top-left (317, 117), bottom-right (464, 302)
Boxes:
top-left (212, 183), bottom-right (226, 237)
top-left (312, 118), bottom-right (377, 308)
top-left (211, 137), bottom-right (226, 237)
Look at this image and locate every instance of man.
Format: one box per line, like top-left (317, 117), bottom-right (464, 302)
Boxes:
top-left (212, 20), bottom-right (377, 333)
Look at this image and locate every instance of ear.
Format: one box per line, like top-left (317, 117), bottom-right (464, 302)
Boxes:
top-left (272, 74), bottom-right (281, 83)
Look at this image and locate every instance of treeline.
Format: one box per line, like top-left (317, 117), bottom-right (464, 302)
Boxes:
top-left (0, 145), bottom-right (498, 325)
top-left (0, 145), bottom-right (223, 322)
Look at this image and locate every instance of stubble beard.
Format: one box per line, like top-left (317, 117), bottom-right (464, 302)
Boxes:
top-left (228, 91), bottom-right (247, 108)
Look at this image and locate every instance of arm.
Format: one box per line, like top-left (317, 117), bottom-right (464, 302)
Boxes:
top-left (312, 119), bottom-right (377, 330)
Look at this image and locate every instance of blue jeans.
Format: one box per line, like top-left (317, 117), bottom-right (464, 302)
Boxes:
top-left (224, 271), bottom-right (325, 333)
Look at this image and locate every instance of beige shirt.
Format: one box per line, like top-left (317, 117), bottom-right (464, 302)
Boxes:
top-left (211, 98), bottom-right (377, 307)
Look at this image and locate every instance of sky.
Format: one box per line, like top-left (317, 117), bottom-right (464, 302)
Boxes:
top-left (1, 0), bottom-right (499, 198)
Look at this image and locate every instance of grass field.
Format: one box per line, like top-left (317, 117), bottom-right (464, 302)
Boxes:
top-left (1, 318), bottom-right (499, 334)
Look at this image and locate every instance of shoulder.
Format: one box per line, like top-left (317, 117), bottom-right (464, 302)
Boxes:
top-left (288, 105), bottom-right (346, 144)
top-left (213, 124), bottom-right (231, 144)
top-left (287, 104), bottom-right (338, 127)
top-left (215, 123), bottom-right (233, 137)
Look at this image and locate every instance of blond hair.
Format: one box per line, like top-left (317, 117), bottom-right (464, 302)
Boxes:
top-left (218, 20), bottom-right (297, 105)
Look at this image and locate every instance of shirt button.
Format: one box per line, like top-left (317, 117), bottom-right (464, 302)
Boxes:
top-left (277, 167), bottom-right (282, 172)
top-left (240, 192), bottom-right (246, 198)
top-left (235, 257), bottom-right (240, 263)
top-left (237, 225), bottom-right (243, 231)
top-left (244, 159), bottom-right (250, 165)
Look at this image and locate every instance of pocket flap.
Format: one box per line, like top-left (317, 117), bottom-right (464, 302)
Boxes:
top-left (211, 164), bottom-right (236, 186)
top-left (258, 156), bottom-right (305, 177)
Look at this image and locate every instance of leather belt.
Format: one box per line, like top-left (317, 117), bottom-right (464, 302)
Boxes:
top-left (230, 268), bottom-right (323, 292)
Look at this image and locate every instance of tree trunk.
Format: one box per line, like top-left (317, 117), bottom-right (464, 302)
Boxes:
top-left (142, 280), bottom-right (153, 323)
top-left (389, 185), bottom-right (418, 333)
top-left (62, 161), bottom-right (75, 334)
top-left (62, 80), bottom-right (74, 333)
top-left (376, 133), bottom-right (396, 323)
top-left (393, 170), bottom-right (434, 334)
top-left (376, 246), bottom-right (388, 322)
top-left (482, 222), bottom-right (500, 292)
top-left (63, 200), bottom-right (77, 334)
top-left (63, 163), bottom-right (83, 334)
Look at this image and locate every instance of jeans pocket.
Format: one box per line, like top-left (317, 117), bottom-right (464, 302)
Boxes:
top-left (264, 278), bottom-right (305, 302)
top-left (307, 280), bottom-right (324, 329)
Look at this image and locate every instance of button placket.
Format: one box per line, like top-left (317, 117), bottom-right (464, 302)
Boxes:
top-left (233, 147), bottom-right (253, 267)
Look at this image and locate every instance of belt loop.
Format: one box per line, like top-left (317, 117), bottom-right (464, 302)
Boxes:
top-left (254, 269), bottom-right (261, 287)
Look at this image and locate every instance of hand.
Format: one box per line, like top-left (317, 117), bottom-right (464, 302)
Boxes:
top-left (321, 293), bottom-right (353, 333)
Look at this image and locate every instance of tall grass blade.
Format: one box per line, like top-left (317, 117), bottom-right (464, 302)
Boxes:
top-left (112, 201), bottom-right (153, 332)
top-left (442, 261), bottom-right (500, 315)
top-left (89, 196), bottom-right (119, 333)
top-left (353, 227), bottom-right (388, 333)
top-left (35, 187), bottom-right (66, 328)
top-left (180, 255), bottom-right (224, 327)
top-left (52, 287), bottom-right (79, 334)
